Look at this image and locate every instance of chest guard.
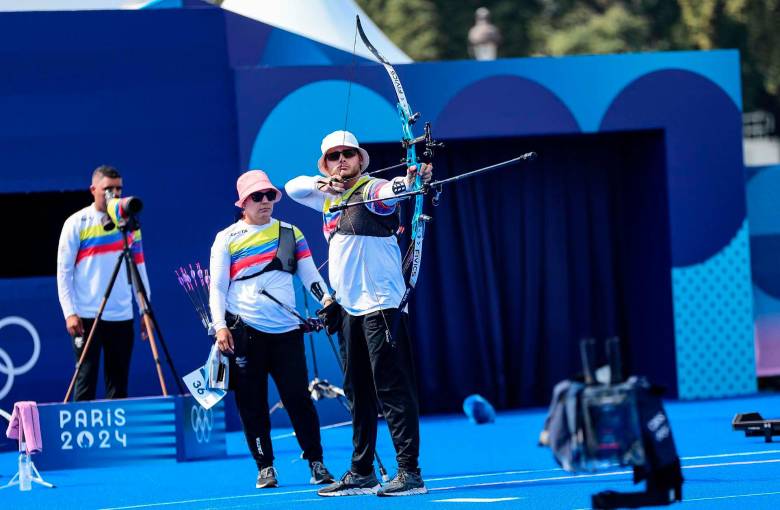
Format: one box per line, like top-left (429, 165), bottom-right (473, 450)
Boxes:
top-left (233, 222), bottom-right (297, 282)
top-left (330, 179), bottom-right (400, 242)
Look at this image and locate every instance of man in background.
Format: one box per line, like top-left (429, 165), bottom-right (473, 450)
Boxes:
top-left (56, 165), bottom-right (150, 401)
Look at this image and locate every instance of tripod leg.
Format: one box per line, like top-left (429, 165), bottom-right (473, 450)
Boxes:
top-left (141, 312), bottom-right (168, 396)
top-left (119, 235), bottom-right (169, 396)
top-left (0, 471), bottom-right (19, 490)
top-left (64, 251), bottom-right (126, 402)
top-left (143, 308), bottom-right (185, 393)
top-left (128, 256), bottom-right (185, 394)
top-left (30, 462), bottom-right (55, 488)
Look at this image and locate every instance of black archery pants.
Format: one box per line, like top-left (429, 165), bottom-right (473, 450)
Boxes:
top-left (72, 318), bottom-right (134, 401)
top-left (227, 313), bottom-right (324, 470)
top-left (338, 308), bottom-right (421, 474)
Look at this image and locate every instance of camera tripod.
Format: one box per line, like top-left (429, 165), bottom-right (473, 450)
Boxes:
top-left (269, 285), bottom-right (389, 481)
top-left (64, 222), bottom-right (184, 402)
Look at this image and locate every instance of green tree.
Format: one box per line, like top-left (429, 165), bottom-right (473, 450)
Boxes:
top-left (357, 0), bottom-right (780, 121)
top-left (676, 0), bottom-right (780, 120)
top-left (528, 1), bottom-right (684, 55)
top-left (533, 3), bottom-right (651, 55)
top-left (741, 1), bottom-right (780, 115)
top-left (357, 0), bottom-right (540, 60)
top-left (357, 0), bottom-right (441, 60)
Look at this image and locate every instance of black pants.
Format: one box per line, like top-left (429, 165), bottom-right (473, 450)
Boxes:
top-left (338, 308), bottom-right (420, 474)
top-left (227, 314), bottom-right (324, 470)
top-left (72, 318), bottom-right (134, 401)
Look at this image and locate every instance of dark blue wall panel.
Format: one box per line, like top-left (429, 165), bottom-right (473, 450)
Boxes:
top-left (0, 9), bottom-right (239, 410)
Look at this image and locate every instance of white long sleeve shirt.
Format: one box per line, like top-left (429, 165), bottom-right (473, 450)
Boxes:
top-left (209, 219), bottom-right (331, 334)
top-left (284, 175), bottom-right (407, 316)
top-left (56, 204), bottom-right (150, 321)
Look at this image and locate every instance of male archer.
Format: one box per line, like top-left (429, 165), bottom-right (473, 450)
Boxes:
top-left (285, 130), bottom-right (432, 497)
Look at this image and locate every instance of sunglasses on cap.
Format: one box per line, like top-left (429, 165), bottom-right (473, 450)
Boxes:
top-left (325, 148), bottom-right (359, 162)
top-left (249, 190), bottom-right (278, 203)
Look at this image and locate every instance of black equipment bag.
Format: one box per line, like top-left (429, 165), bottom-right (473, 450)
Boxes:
top-left (542, 337), bottom-right (683, 509)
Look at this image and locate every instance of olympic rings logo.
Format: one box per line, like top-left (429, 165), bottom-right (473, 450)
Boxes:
top-left (0, 317), bottom-right (41, 401)
top-left (190, 404), bottom-right (214, 444)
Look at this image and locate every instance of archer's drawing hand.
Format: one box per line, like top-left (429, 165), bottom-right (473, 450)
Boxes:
top-left (316, 177), bottom-right (346, 195)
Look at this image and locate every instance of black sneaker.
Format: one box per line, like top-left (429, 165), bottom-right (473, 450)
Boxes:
top-left (376, 470), bottom-right (427, 496)
top-left (256, 466), bottom-right (278, 488)
top-left (310, 461), bottom-right (335, 485)
top-left (317, 470), bottom-right (381, 496)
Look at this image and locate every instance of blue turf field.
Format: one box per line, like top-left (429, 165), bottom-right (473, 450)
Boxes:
top-left (3, 394), bottom-right (780, 509)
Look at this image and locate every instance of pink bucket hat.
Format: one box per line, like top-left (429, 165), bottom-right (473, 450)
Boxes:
top-left (317, 130), bottom-right (370, 176)
top-left (235, 170), bottom-right (282, 207)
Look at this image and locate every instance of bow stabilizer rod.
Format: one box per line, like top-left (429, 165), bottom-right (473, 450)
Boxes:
top-left (329, 151), bottom-right (537, 213)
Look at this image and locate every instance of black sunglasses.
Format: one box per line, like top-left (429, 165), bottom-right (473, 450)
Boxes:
top-left (249, 190), bottom-right (278, 203)
top-left (325, 148), bottom-right (359, 162)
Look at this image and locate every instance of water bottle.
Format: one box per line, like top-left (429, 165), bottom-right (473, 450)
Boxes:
top-left (18, 452), bottom-right (32, 491)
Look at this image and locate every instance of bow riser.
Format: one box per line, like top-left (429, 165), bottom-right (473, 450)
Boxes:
top-left (399, 109), bottom-right (425, 240)
top-left (353, 15), bottom-right (431, 343)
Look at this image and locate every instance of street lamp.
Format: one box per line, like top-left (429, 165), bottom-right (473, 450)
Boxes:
top-left (468, 7), bottom-right (501, 61)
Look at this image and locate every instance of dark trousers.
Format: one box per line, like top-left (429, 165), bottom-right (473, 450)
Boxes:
top-left (338, 308), bottom-right (421, 474)
top-left (228, 314), bottom-right (323, 470)
top-left (72, 318), bottom-right (134, 401)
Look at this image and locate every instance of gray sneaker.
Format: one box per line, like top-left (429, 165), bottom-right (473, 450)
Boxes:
top-left (376, 470), bottom-right (427, 496)
top-left (317, 470), bottom-right (381, 496)
top-left (310, 461), bottom-right (335, 485)
top-left (256, 466), bottom-right (278, 489)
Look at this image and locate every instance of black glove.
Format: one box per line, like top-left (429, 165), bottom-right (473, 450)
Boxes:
top-left (316, 300), bottom-right (343, 335)
top-left (300, 317), bottom-right (323, 333)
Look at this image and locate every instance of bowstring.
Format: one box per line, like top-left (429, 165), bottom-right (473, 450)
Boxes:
top-left (336, 19), bottom-right (393, 339)
top-left (341, 23), bottom-right (359, 138)
top-left (315, 25), bottom-right (361, 274)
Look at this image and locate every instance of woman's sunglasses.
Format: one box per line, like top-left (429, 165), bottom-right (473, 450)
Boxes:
top-left (249, 190), bottom-right (278, 203)
top-left (325, 148), bottom-right (359, 162)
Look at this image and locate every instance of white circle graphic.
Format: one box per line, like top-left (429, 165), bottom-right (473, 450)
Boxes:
top-left (0, 349), bottom-right (14, 401)
top-left (0, 316), bottom-right (41, 400)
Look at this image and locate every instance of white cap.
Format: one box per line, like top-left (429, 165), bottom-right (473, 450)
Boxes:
top-left (317, 130), bottom-right (370, 176)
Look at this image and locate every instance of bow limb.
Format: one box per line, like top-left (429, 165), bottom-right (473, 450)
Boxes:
top-left (355, 15), bottom-right (430, 339)
top-left (356, 16), bottom-right (425, 240)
